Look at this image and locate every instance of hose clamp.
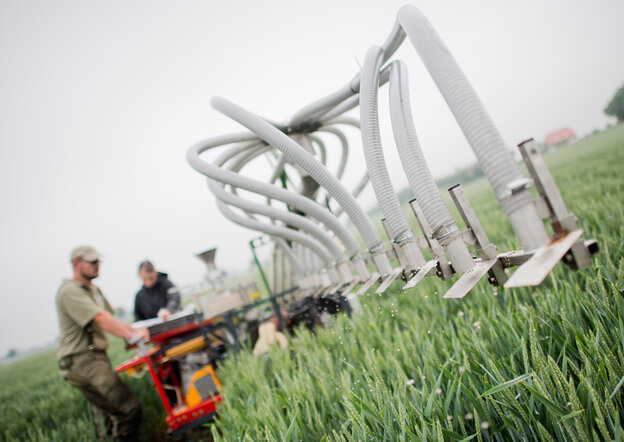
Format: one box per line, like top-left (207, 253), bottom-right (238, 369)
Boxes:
top-left (367, 243), bottom-right (386, 255)
top-left (432, 223), bottom-right (459, 244)
top-left (393, 229), bottom-right (414, 244)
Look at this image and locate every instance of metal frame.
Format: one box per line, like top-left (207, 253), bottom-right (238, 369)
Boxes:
top-left (403, 140), bottom-right (599, 298)
top-left (116, 316), bottom-right (223, 435)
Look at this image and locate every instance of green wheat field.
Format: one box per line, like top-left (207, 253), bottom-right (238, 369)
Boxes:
top-left (1, 124), bottom-right (623, 441)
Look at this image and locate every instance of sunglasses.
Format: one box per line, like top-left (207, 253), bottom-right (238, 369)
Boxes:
top-left (82, 259), bottom-right (100, 265)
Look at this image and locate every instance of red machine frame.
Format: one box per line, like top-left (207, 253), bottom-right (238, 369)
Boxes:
top-left (116, 316), bottom-right (223, 435)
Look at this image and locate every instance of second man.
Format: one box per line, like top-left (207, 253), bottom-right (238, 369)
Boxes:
top-left (134, 260), bottom-right (181, 321)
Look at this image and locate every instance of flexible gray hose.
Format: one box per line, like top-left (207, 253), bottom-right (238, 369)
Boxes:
top-left (213, 135), bottom-right (348, 272)
top-left (395, 6), bottom-right (523, 203)
top-left (291, 63), bottom-right (393, 127)
top-left (319, 95), bottom-right (360, 123)
top-left (214, 199), bottom-right (332, 266)
top-left (360, 46), bottom-right (414, 244)
top-left (388, 59), bottom-right (474, 273)
top-left (303, 135), bottom-right (327, 167)
top-left (316, 127), bottom-right (349, 180)
top-left (218, 140), bottom-right (266, 167)
top-left (224, 144), bottom-right (290, 210)
top-left (299, 245), bottom-right (319, 277)
top-left (304, 135), bottom-right (327, 172)
top-left (395, 5), bottom-right (549, 249)
top-left (320, 118), bottom-right (363, 181)
top-left (208, 178), bottom-right (346, 262)
top-left (216, 147), bottom-right (344, 260)
top-left (272, 237), bottom-right (304, 278)
top-left (221, 134), bottom-right (320, 226)
top-left (224, 144), bottom-right (270, 176)
top-left (296, 243), bottom-right (314, 276)
top-left (187, 133), bottom-right (362, 256)
top-left (214, 190), bottom-right (323, 278)
top-left (350, 172), bottom-right (369, 202)
top-left (380, 21), bottom-right (406, 62)
top-left (219, 143), bottom-right (273, 204)
top-left (211, 97), bottom-right (385, 254)
top-left (331, 169), bottom-right (369, 219)
top-left (388, 60), bottom-right (457, 244)
top-left (290, 82), bottom-right (357, 127)
top-left (319, 118), bottom-right (369, 219)
top-left (307, 127), bottom-right (349, 212)
top-left (323, 116), bottom-right (360, 129)
top-left (267, 151), bottom-right (288, 185)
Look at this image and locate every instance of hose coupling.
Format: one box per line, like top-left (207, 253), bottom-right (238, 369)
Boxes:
top-left (367, 243), bottom-right (386, 256)
top-left (393, 229), bottom-right (415, 244)
top-left (431, 223), bottom-right (459, 245)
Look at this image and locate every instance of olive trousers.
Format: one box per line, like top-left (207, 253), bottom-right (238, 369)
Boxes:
top-left (62, 351), bottom-right (142, 441)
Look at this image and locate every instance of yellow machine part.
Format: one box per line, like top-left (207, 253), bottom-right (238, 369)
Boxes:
top-left (164, 336), bottom-right (207, 359)
top-left (185, 364), bottom-right (222, 408)
top-left (124, 363), bottom-right (147, 378)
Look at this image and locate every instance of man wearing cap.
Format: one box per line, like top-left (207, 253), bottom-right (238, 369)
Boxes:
top-left (56, 245), bottom-right (149, 441)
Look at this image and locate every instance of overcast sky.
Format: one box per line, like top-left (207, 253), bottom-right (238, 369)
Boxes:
top-left (1, 0), bottom-right (622, 356)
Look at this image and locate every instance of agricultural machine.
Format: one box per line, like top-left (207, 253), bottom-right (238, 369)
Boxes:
top-left (116, 248), bottom-right (337, 436)
top-left (119, 4), bottom-right (600, 436)
top-left (186, 4), bottom-right (598, 305)
top-left (116, 313), bottom-right (223, 435)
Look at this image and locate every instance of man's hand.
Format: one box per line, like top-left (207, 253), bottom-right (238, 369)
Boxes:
top-left (94, 310), bottom-right (137, 340)
top-left (133, 326), bottom-right (149, 341)
top-left (157, 308), bottom-right (171, 321)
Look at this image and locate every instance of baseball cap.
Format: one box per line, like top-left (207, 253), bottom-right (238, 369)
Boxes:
top-left (70, 245), bottom-right (102, 262)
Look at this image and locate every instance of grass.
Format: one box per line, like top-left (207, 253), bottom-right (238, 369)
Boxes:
top-left (210, 124), bottom-right (624, 440)
top-left (0, 339), bottom-right (169, 441)
top-left (0, 124), bottom-right (622, 440)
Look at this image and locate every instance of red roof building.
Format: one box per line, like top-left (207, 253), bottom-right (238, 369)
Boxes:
top-left (544, 127), bottom-right (576, 147)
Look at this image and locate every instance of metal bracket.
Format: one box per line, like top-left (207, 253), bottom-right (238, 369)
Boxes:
top-left (403, 259), bottom-right (438, 290)
top-left (518, 139), bottom-right (597, 271)
top-left (497, 250), bottom-right (534, 268)
top-left (448, 184), bottom-right (498, 260)
top-left (356, 272), bottom-right (381, 295)
top-left (565, 239), bottom-right (599, 270)
top-left (504, 229), bottom-right (583, 288)
top-left (518, 139), bottom-right (571, 230)
top-left (381, 218), bottom-right (409, 269)
top-left (409, 199), bottom-right (453, 280)
top-left (375, 267), bottom-right (404, 294)
top-left (443, 258), bottom-right (498, 299)
top-left (323, 281), bottom-right (344, 297)
top-left (340, 279), bottom-right (360, 298)
top-left (487, 260), bottom-right (508, 286)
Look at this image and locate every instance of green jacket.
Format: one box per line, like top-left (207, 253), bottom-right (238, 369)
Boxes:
top-left (56, 279), bottom-right (114, 359)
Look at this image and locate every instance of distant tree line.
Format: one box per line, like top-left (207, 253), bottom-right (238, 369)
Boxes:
top-left (605, 82), bottom-right (624, 123)
top-left (6, 348), bottom-right (18, 358)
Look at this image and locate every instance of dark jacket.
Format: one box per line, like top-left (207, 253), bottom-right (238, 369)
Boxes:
top-left (134, 272), bottom-right (181, 321)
